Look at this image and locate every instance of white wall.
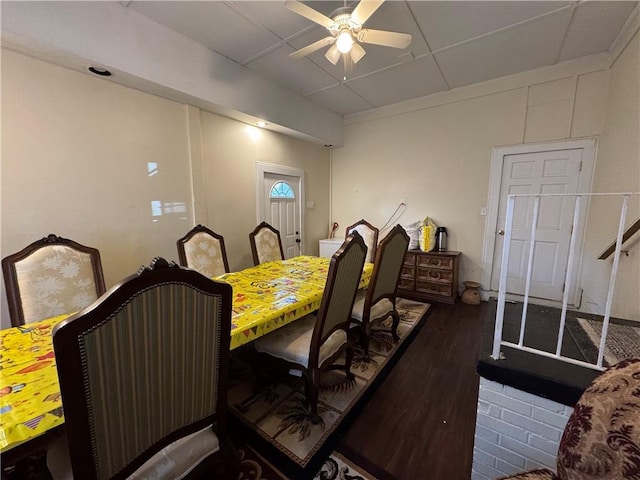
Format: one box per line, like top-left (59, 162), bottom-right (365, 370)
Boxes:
top-left (0, 49), bottom-right (330, 328)
top-left (196, 111), bottom-right (330, 271)
top-left (332, 42), bottom-right (639, 317)
top-left (578, 32), bottom-right (640, 319)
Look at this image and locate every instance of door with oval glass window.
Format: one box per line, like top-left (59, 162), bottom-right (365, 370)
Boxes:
top-left (263, 173), bottom-right (301, 258)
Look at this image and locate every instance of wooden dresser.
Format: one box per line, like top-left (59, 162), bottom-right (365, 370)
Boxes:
top-left (397, 250), bottom-right (460, 304)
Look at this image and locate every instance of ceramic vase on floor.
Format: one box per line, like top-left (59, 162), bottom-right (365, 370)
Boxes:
top-left (461, 281), bottom-right (481, 305)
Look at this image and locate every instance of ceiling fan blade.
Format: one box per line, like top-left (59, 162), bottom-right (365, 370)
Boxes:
top-left (351, 0), bottom-right (384, 25)
top-left (285, 0), bottom-right (334, 28)
top-left (325, 44), bottom-right (341, 65)
top-left (358, 29), bottom-right (412, 49)
top-left (350, 42), bottom-right (366, 64)
top-left (289, 36), bottom-right (335, 59)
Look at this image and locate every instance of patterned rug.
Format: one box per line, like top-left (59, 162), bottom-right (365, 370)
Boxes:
top-left (228, 298), bottom-right (431, 478)
top-left (237, 445), bottom-right (378, 480)
top-left (575, 317), bottom-right (640, 366)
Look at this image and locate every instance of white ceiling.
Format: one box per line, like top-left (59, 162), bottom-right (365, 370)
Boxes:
top-left (123, 1), bottom-right (638, 116)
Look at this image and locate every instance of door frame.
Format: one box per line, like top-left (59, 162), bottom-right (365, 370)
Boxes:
top-left (481, 138), bottom-right (597, 305)
top-left (256, 162), bottom-right (305, 255)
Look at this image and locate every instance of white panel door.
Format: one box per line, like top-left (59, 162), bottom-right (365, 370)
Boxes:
top-left (263, 173), bottom-right (301, 259)
top-left (491, 149), bottom-right (582, 300)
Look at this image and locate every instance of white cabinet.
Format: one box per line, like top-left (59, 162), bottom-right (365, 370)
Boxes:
top-left (319, 238), bottom-right (344, 258)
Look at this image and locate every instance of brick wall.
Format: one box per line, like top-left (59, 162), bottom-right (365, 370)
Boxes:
top-left (471, 378), bottom-right (573, 479)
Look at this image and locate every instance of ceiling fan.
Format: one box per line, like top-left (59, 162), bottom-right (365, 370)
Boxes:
top-left (285, 0), bottom-right (412, 68)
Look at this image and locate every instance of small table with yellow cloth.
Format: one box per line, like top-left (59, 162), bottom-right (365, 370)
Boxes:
top-left (0, 255), bottom-right (372, 454)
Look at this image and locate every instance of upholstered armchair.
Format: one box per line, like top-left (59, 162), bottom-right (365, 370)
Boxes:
top-left (346, 219), bottom-right (379, 263)
top-left (177, 224), bottom-right (230, 277)
top-left (2, 234), bottom-right (106, 326)
top-left (350, 224), bottom-right (410, 356)
top-left (254, 232), bottom-right (367, 423)
top-left (47, 257), bottom-right (238, 479)
top-left (249, 221), bottom-right (285, 265)
top-left (498, 357), bottom-right (640, 480)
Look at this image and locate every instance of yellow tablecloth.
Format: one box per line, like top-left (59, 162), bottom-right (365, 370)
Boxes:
top-left (0, 255), bottom-right (372, 452)
top-left (221, 256), bottom-right (372, 349)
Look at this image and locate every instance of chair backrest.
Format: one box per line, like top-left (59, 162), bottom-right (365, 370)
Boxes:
top-left (364, 225), bottom-right (410, 317)
top-left (310, 232), bottom-right (367, 364)
top-left (556, 357), bottom-right (640, 480)
top-left (249, 221), bottom-right (284, 265)
top-left (346, 219), bottom-right (379, 263)
top-left (52, 257), bottom-right (232, 480)
top-left (177, 224), bottom-right (230, 277)
top-left (2, 234), bottom-right (106, 327)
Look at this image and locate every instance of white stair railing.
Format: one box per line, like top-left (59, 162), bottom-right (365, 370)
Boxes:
top-left (491, 192), bottom-right (639, 371)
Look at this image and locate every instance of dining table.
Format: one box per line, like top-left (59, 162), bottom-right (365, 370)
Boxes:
top-left (0, 255), bottom-right (372, 454)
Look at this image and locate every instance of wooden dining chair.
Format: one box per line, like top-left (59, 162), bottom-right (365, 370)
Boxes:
top-left (346, 219), bottom-right (379, 263)
top-left (2, 234), bottom-right (106, 327)
top-left (249, 221), bottom-right (285, 265)
top-left (47, 257), bottom-right (239, 480)
top-left (350, 224), bottom-right (410, 356)
top-left (253, 232), bottom-right (367, 424)
top-left (177, 224), bottom-right (230, 277)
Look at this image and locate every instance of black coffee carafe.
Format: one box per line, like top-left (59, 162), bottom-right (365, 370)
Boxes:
top-left (436, 227), bottom-right (448, 252)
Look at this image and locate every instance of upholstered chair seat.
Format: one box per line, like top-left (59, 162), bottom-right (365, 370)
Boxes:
top-left (48, 425), bottom-right (220, 480)
top-left (350, 291), bottom-right (394, 323)
top-left (177, 224), bottom-right (229, 278)
top-left (254, 314), bottom-right (347, 368)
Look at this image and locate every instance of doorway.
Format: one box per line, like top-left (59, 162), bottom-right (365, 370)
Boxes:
top-left (482, 139), bottom-right (596, 305)
top-left (256, 163), bottom-right (304, 259)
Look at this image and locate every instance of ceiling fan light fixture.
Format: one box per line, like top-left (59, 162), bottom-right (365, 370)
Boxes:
top-left (336, 30), bottom-right (353, 54)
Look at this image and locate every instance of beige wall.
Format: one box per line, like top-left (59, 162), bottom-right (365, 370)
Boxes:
top-left (579, 32), bottom-right (640, 319)
top-left (197, 112), bottom-right (330, 271)
top-left (332, 44), bottom-right (638, 318)
top-left (0, 49), bottom-right (330, 328)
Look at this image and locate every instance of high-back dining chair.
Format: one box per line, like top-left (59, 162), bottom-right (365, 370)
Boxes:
top-left (350, 224), bottom-right (410, 356)
top-left (249, 221), bottom-right (285, 265)
top-left (177, 224), bottom-right (230, 278)
top-left (2, 234), bottom-right (106, 327)
top-left (254, 232), bottom-right (367, 424)
top-left (47, 257), bottom-right (238, 480)
top-left (346, 219), bottom-right (379, 263)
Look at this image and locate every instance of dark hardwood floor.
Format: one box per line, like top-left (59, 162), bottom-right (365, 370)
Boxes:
top-left (338, 300), bottom-right (488, 480)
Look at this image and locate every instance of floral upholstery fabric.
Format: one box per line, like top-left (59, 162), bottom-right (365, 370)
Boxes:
top-left (14, 245), bottom-right (99, 324)
top-left (350, 290), bottom-right (394, 322)
top-left (183, 232), bottom-right (226, 278)
top-left (254, 314), bottom-right (347, 368)
top-left (556, 357), bottom-right (640, 480)
top-left (254, 228), bottom-right (283, 264)
top-left (348, 225), bottom-right (376, 263)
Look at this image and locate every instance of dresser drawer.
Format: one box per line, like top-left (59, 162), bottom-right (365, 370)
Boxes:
top-left (416, 267), bottom-right (453, 285)
top-left (398, 277), bottom-right (415, 290)
top-left (417, 254), bottom-right (455, 270)
top-left (416, 281), bottom-right (453, 297)
top-left (400, 265), bottom-right (415, 278)
top-left (404, 252), bottom-right (417, 266)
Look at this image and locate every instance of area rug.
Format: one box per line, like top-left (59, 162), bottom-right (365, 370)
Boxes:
top-left (237, 445), bottom-right (378, 480)
top-left (574, 317), bottom-right (640, 366)
top-left (228, 298), bottom-right (431, 478)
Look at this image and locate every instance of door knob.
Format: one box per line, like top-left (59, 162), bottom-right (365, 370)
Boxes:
top-left (296, 238), bottom-right (301, 243)
top-left (498, 230), bottom-right (505, 235)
